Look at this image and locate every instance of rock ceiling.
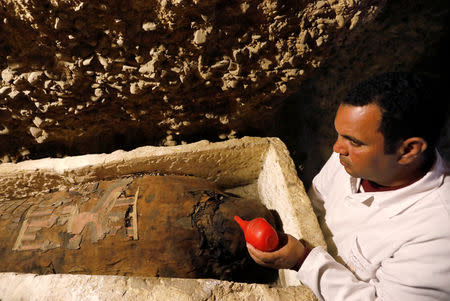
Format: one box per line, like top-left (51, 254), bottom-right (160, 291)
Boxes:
top-left (0, 0), bottom-right (448, 169)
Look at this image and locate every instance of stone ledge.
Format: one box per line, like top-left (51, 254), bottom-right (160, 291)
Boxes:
top-left (0, 273), bottom-right (318, 301)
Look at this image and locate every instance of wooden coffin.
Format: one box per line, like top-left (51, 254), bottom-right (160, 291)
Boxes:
top-left (0, 175), bottom-right (278, 283)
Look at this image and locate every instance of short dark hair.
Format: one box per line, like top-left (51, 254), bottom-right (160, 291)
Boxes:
top-left (342, 72), bottom-right (448, 154)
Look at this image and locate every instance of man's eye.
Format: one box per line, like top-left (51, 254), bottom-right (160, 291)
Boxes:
top-left (350, 140), bottom-right (362, 146)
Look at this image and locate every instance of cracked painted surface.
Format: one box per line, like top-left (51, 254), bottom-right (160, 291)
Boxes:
top-left (1, 174), bottom-right (279, 284)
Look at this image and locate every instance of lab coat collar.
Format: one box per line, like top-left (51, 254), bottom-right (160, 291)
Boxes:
top-left (348, 150), bottom-right (448, 218)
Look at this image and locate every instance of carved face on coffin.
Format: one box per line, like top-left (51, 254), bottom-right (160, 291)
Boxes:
top-left (0, 175), bottom-right (278, 283)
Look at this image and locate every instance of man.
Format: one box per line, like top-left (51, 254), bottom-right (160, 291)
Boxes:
top-left (247, 72), bottom-right (450, 300)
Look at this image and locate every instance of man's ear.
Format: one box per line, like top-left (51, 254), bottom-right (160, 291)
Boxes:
top-left (397, 137), bottom-right (428, 164)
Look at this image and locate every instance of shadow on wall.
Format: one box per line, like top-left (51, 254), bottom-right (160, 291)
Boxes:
top-left (266, 80), bottom-right (336, 191)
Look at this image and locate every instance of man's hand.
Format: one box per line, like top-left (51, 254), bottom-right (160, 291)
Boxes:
top-left (246, 233), bottom-right (309, 271)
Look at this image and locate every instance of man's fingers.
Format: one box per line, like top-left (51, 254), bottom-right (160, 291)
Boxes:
top-left (246, 243), bottom-right (277, 266)
top-left (248, 252), bottom-right (267, 267)
top-left (248, 252), bottom-right (274, 268)
top-left (247, 243), bottom-right (270, 259)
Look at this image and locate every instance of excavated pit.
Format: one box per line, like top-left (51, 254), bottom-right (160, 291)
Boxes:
top-left (0, 137), bottom-right (326, 300)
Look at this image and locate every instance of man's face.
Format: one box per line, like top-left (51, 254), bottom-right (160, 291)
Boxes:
top-left (333, 103), bottom-right (398, 183)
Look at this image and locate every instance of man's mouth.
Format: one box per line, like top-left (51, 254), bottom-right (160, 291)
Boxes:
top-left (339, 156), bottom-right (350, 167)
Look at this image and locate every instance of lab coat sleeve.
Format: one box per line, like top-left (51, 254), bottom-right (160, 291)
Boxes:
top-left (297, 246), bottom-right (378, 301)
top-left (302, 153), bottom-right (381, 300)
top-left (298, 236), bottom-right (450, 301)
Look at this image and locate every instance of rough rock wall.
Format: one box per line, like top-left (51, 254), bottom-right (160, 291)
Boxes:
top-left (1, 0), bottom-right (448, 185)
top-left (0, 0), bottom-right (387, 163)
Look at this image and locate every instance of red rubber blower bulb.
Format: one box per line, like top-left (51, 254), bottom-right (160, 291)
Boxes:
top-left (234, 215), bottom-right (279, 252)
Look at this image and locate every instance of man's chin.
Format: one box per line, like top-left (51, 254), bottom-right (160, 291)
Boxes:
top-left (339, 158), bottom-right (358, 177)
top-left (343, 166), bottom-right (357, 177)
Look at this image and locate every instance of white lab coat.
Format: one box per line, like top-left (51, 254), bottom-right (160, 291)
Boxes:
top-left (298, 151), bottom-right (450, 300)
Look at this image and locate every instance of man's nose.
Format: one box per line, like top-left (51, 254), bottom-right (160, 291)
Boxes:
top-left (333, 136), bottom-right (348, 155)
